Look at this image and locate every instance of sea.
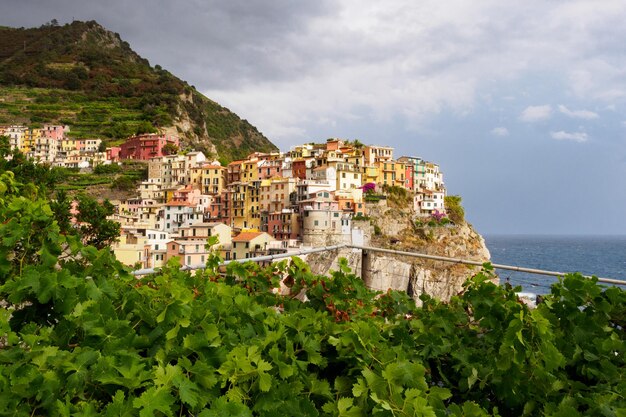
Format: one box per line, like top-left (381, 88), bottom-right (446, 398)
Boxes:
top-left (484, 235), bottom-right (626, 294)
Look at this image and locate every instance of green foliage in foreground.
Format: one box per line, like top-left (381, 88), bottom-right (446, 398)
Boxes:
top-left (0, 172), bottom-right (625, 416)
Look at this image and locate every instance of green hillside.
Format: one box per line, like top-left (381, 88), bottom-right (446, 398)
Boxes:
top-left (0, 20), bottom-right (277, 161)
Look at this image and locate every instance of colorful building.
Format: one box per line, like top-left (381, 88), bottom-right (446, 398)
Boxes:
top-left (119, 133), bottom-right (179, 160)
top-left (231, 231), bottom-right (276, 260)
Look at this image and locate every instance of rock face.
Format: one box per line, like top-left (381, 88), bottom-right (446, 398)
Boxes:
top-left (306, 200), bottom-right (493, 303)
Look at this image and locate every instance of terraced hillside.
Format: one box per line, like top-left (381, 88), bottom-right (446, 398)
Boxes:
top-left (0, 20), bottom-right (277, 161)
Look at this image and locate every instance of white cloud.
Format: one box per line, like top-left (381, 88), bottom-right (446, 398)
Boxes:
top-left (491, 127), bottom-right (509, 137)
top-left (550, 131), bottom-right (589, 143)
top-left (558, 105), bottom-right (599, 120)
top-left (519, 105), bottom-right (553, 122)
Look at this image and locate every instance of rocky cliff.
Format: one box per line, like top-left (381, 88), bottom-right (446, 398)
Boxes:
top-left (304, 200), bottom-right (493, 303)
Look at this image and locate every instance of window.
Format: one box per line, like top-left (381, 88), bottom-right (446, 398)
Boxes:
top-left (314, 220), bottom-right (319, 226)
top-left (187, 256), bottom-right (191, 264)
top-left (245, 242), bottom-right (249, 248)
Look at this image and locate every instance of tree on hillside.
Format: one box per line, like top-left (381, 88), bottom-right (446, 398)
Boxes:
top-left (162, 142), bottom-right (178, 156)
top-left (445, 195), bottom-right (465, 224)
top-left (0, 135), bottom-right (10, 158)
top-left (49, 189), bottom-right (73, 234)
top-left (74, 194), bottom-right (120, 249)
top-left (0, 139), bottom-right (67, 193)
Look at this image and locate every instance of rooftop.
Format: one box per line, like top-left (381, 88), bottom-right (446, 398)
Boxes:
top-left (232, 231), bottom-right (265, 242)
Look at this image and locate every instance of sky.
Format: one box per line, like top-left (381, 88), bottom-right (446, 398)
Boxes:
top-left (2, 0), bottom-right (626, 235)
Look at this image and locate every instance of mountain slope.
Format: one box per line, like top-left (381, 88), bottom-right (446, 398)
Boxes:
top-left (0, 20), bottom-right (277, 161)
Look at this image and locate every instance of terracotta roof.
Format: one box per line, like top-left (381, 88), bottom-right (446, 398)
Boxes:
top-left (232, 231), bottom-right (264, 242)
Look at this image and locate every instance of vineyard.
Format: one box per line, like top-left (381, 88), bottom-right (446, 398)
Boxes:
top-left (0, 169), bottom-right (625, 416)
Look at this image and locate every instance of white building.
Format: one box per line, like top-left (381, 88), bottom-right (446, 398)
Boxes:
top-left (159, 201), bottom-right (204, 233)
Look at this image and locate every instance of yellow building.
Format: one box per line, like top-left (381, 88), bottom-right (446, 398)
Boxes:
top-left (362, 164), bottom-right (379, 185)
top-left (228, 182), bottom-right (249, 229)
top-left (21, 128), bottom-right (41, 153)
top-left (60, 138), bottom-right (77, 153)
top-left (375, 160), bottom-right (406, 188)
top-left (112, 233), bottom-right (145, 267)
top-left (241, 159), bottom-right (260, 182)
top-left (392, 161), bottom-right (407, 188)
top-left (245, 180), bottom-right (262, 230)
top-left (200, 164), bottom-right (226, 195)
top-left (343, 153), bottom-right (364, 171)
top-left (231, 231), bottom-right (275, 260)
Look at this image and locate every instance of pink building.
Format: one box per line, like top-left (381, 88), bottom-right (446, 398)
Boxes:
top-left (41, 125), bottom-right (66, 141)
top-left (405, 164), bottom-right (414, 191)
top-left (107, 146), bottom-right (122, 162)
top-left (257, 159), bottom-right (283, 179)
top-left (119, 134), bottom-right (179, 160)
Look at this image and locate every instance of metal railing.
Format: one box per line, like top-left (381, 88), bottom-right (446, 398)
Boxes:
top-left (131, 244), bottom-right (626, 287)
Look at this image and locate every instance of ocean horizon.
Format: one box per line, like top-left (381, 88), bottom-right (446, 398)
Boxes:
top-left (483, 234), bottom-right (626, 294)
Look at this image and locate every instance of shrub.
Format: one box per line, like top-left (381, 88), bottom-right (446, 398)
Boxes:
top-left (94, 163), bottom-right (121, 175)
top-left (110, 175), bottom-right (136, 191)
top-left (445, 195), bottom-right (465, 224)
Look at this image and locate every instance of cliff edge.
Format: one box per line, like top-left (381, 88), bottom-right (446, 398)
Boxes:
top-left (305, 199), bottom-right (492, 304)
